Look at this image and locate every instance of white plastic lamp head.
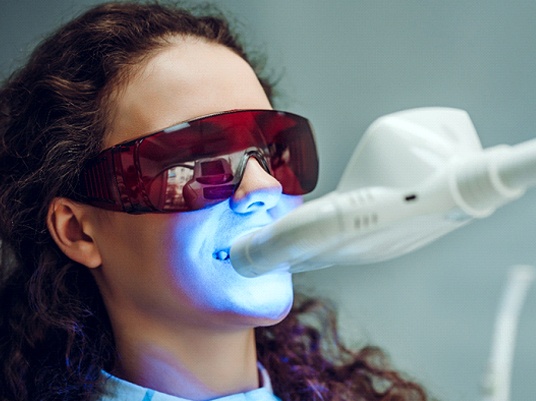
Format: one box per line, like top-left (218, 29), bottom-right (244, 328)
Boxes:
top-left (231, 108), bottom-right (535, 277)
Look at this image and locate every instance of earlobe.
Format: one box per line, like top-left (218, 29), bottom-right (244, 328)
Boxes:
top-left (47, 198), bottom-right (102, 268)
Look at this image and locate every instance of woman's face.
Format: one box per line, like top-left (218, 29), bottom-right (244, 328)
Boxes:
top-left (88, 37), bottom-right (299, 331)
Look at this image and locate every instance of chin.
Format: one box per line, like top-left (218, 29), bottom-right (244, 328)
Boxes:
top-left (255, 300), bottom-right (293, 328)
top-left (246, 285), bottom-right (294, 327)
top-left (212, 270), bottom-right (294, 327)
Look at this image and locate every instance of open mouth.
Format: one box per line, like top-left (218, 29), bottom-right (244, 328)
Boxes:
top-left (213, 249), bottom-right (231, 261)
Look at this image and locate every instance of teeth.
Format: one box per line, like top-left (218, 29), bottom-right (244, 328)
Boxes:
top-left (214, 250), bottom-right (230, 261)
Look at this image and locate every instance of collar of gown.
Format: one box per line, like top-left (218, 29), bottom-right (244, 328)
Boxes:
top-left (98, 362), bottom-right (281, 401)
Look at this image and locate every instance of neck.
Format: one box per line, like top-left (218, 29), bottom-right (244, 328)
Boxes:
top-left (109, 311), bottom-right (259, 400)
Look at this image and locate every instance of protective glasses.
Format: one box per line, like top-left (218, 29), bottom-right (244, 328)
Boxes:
top-left (78, 109), bottom-right (319, 213)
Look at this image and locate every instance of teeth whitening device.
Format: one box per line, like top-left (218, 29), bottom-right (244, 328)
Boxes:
top-left (230, 107), bottom-right (536, 277)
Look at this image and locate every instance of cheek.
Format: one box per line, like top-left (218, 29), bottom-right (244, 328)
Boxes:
top-left (92, 214), bottom-right (179, 300)
top-left (92, 205), bottom-right (295, 325)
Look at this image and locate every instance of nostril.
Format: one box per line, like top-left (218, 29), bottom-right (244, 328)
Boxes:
top-left (246, 201), bottom-right (264, 212)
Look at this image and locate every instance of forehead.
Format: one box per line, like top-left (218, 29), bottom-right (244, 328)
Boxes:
top-left (105, 37), bottom-right (271, 148)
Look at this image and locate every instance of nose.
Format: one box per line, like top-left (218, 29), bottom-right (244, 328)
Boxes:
top-left (230, 158), bottom-right (283, 214)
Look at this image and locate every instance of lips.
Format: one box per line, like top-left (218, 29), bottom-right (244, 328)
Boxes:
top-left (213, 249), bottom-right (230, 261)
top-left (213, 225), bottom-right (266, 263)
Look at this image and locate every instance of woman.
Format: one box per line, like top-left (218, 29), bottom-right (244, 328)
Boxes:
top-left (0, 2), bottom-right (433, 400)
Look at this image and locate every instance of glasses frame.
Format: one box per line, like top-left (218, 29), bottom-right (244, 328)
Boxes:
top-left (77, 109), bottom-right (319, 214)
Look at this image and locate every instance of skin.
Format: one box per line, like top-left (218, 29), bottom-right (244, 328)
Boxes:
top-left (47, 36), bottom-right (302, 400)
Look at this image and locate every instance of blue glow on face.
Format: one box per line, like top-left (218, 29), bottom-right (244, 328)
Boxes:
top-left (94, 152), bottom-right (302, 329)
top-left (157, 192), bottom-right (299, 327)
top-left (102, 175), bottom-right (301, 330)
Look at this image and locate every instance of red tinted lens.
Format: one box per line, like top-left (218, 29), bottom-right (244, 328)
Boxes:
top-left (256, 112), bottom-right (318, 195)
top-left (138, 111), bottom-right (318, 199)
top-left (80, 110), bottom-right (318, 213)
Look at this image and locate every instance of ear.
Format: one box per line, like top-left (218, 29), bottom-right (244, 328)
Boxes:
top-left (47, 197), bottom-right (102, 268)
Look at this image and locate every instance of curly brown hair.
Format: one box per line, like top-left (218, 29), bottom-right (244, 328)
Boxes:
top-left (0, 2), bottom-right (434, 400)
